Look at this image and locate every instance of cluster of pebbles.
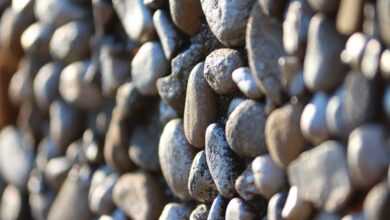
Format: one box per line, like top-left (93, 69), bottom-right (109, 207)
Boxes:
top-left (0, 0), bottom-right (389, 219)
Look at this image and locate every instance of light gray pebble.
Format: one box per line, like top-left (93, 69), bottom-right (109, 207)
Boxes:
top-left (225, 198), bottom-right (256, 220)
top-left (44, 157), bottom-right (72, 191)
top-left (281, 186), bottom-right (312, 220)
top-left (267, 192), bottom-right (287, 220)
top-left (159, 203), bottom-right (192, 220)
top-left (89, 169), bottom-right (117, 215)
top-left (232, 67), bottom-right (263, 99)
top-left (326, 87), bottom-right (351, 138)
top-left (235, 166), bottom-right (258, 201)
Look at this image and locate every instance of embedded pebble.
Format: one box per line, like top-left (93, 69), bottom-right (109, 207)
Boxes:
top-left (169, 0), bottom-right (202, 36)
top-left (235, 166), bottom-right (258, 201)
top-left (232, 67), bottom-right (263, 99)
top-left (326, 87), bottom-right (351, 138)
top-left (225, 198), bottom-right (257, 220)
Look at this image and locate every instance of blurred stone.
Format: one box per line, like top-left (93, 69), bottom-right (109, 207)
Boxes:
top-left (378, 0), bottom-right (390, 46)
top-left (267, 192), bottom-right (287, 220)
top-left (337, 0), bottom-right (364, 35)
top-left (21, 22), bottom-right (53, 59)
top-left (361, 38), bottom-right (382, 79)
top-left (44, 157), bottom-right (72, 191)
top-left (326, 87), bottom-right (351, 138)
top-left (1, 184), bottom-right (31, 220)
top-left (340, 33), bottom-right (369, 70)
top-left (169, 0), bottom-right (202, 36)
top-left (281, 186), bottom-right (312, 220)
top-left (364, 181), bottom-right (390, 220)
top-left (225, 198), bottom-right (257, 220)
top-left (307, 0), bottom-right (340, 13)
top-left (89, 168), bottom-right (116, 215)
top-left (207, 195), bottom-right (228, 220)
top-left (190, 204), bottom-right (208, 220)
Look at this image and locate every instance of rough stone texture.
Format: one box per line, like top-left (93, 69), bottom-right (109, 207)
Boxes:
top-left (159, 203), bottom-right (192, 220)
top-left (226, 100), bottom-right (267, 158)
top-left (288, 141), bottom-right (352, 212)
top-left (113, 172), bottom-right (166, 220)
top-left (169, 0), bottom-right (202, 36)
top-left (188, 151), bottom-right (218, 203)
top-left (184, 62), bottom-right (217, 148)
top-left (225, 198), bottom-right (256, 220)
top-left (266, 103), bottom-right (305, 168)
top-left (159, 119), bottom-right (197, 200)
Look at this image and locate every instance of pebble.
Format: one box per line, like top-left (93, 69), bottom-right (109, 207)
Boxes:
top-left (246, 1), bottom-right (285, 105)
top-left (341, 212), bottom-right (365, 220)
top-left (113, 172), bottom-right (166, 220)
top-left (363, 181), bottom-right (390, 220)
top-left (190, 204), bottom-right (209, 220)
top-left (300, 92), bottom-right (329, 144)
top-left (114, 82), bottom-right (144, 121)
top-left (21, 22), bottom-right (53, 59)
top-left (361, 38), bottom-right (382, 79)
top-left (205, 123), bottom-right (242, 198)
top-left (88, 169), bottom-right (116, 215)
top-left (169, 0), bottom-right (202, 36)
top-left (131, 41), bottom-right (169, 96)
top-left (232, 67), bottom-right (263, 99)
top-left (44, 157), bottom-right (72, 191)
top-left (112, 0), bottom-right (154, 42)
top-left (8, 59), bottom-right (37, 105)
top-left (226, 100), bottom-right (267, 158)
top-left (381, 49), bottom-right (390, 79)
top-left (49, 100), bottom-right (83, 151)
top-left (267, 192), bottom-right (287, 220)
top-left (204, 48), bottom-right (242, 95)
top-left (266, 103), bottom-right (305, 168)
top-left (340, 33), bottom-right (369, 70)
top-left (188, 151), bottom-right (218, 203)
top-left (207, 195), bottom-right (229, 220)
top-left (288, 141), bottom-right (352, 212)
top-left (336, 0), bottom-right (364, 35)
top-left (59, 61), bottom-right (103, 110)
top-left (159, 100), bottom-right (178, 125)
top-left (153, 9), bottom-right (182, 60)
top-left (251, 155), bottom-right (286, 199)
top-left (227, 97), bottom-right (245, 116)
top-left (307, 0), bottom-right (340, 13)
top-left (33, 62), bottom-right (62, 111)
top-left (225, 198), bottom-right (256, 220)
top-left (200, 0), bottom-right (255, 46)
top-left (377, 0), bottom-right (390, 46)
top-left (47, 167), bottom-right (93, 220)
top-left (314, 212), bottom-right (341, 220)
top-left (159, 203), bottom-right (192, 220)
top-left (36, 137), bottom-right (62, 172)
top-left (303, 14), bottom-right (346, 92)
top-left (326, 87), bottom-right (351, 138)
top-left (144, 0), bottom-right (166, 9)
top-left (281, 186), bottom-right (312, 220)
top-left (184, 62), bottom-right (217, 148)
top-left (235, 166), bottom-right (258, 201)
top-left (0, 126), bottom-right (34, 190)
top-left (159, 119), bottom-right (197, 200)
top-left (50, 21), bottom-right (92, 63)
top-left (1, 184), bottom-right (31, 220)
top-left (347, 124), bottom-right (389, 189)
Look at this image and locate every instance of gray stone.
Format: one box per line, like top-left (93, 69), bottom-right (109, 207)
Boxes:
top-left (184, 62), bottom-right (217, 148)
top-left (288, 141), bottom-right (352, 212)
top-left (204, 48), bottom-right (242, 95)
top-left (44, 157), bottom-right (72, 191)
top-left (9, 59), bottom-right (38, 105)
top-left (227, 97), bottom-right (245, 116)
top-left (313, 212), bottom-right (340, 220)
top-left (364, 181), bottom-right (390, 220)
top-left (225, 198), bottom-right (256, 220)
top-left (169, 0), bottom-right (202, 35)
top-left (89, 169), bottom-right (116, 215)
top-left (381, 49), bottom-right (390, 79)
top-left (341, 212), bottom-right (365, 220)
top-left (226, 100), bottom-right (267, 158)
top-left (205, 123), bottom-right (242, 198)
top-left (159, 119), bottom-right (196, 200)
top-left (326, 87), bottom-right (351, 138)
top-left (340, 33), bottom-right (369, 70)
top-left (113, 172), bottom-right (166, 220)
top-left (190, 204), bottom-right (209, 220)
top-left (307, 0), bottom-right (340, 13)
top-left (188, 151), bottom-right (218, 203)
top-left (1, 184), bottom-right (31, 220)
top-left (201, 0), bottom-right (255, 46)
top-left (281, 186), bottom-right (313, 220)
top-left (235, 166), bottom-right (258, 201)
top-left (361, 38), bottom-right (382, 79)
top-left (21, 22), bottom-right (53, 59)
top-left (144, 0), bottom-right (166, 9)
top-left (159, 100), bottom-right (178, 125)
top-left (207, 195), bottom-right (228, 220)
top-left (303, 14), bottom-right (346, 91)
top-left (267, 192), bottom-right (287, 220)
top-left (232, 67), bottom-right (263, 99)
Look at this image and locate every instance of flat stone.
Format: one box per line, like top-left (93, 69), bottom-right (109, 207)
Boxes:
top-left (159, 119), bottom-right (197, 200)
top-left (226, 100), bottom-right (267, 158)
top-left (225, 198), bottom-right (257, 220)
top-left (201, 0), bottom-right (255, 46)
top-left (232, 67), bottom-right (263, 99)
top-left (184, 62), bottom-right (217, 148)
top-left (205, 123), bottom-right (242, 198)
top-left (266, 103), bottom-right (305, 168)
top-left (364, 181), bottom-right (390, 220)
top-left (288, 141), bottom-right (352, 212)
top-left (169, 0), bottom-right (202, 36)
top-left (159, 203), bottom-right (192, 220)
top-left (190, 204), bottom-right (209, 220)
top-left (113, 172), bottom-right (166, 220)
top-left (281, 186), bottom-right (313, 220)
top-left (207, 195), bottom-right (229, 220)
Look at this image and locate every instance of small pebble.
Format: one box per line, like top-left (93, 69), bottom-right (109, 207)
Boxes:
top-left (232, 67), bottom-right (263, 99)
top-left (190, 204), bottom-right (209, 220)
top-left (267, 192), bottom-right (287, 220)
top-left (326, 87), bottom-right (351, 138)
top-left (169, 0), bottom-right (202, 35)
top-left (281, 186), bottom-right (312, 220)
top-left (340, 33), bottom-right (369, 70)
top-left (207, 195), bottom-right (229, 220)
top-left (159, 203), bottom-right (192, 220)
top-left (225, 198), bottom-right (257, 220)
top-left (363, 181), bottom-right (390, 220)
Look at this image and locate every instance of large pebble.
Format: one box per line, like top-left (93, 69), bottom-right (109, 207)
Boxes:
top-left (131, 41), bottom-right (169, 96)
top-left (205, 123), bottom-right (242, 198)
top-left (207, 195), bottom-right (229, 220)
top-left (159, 119), bottom-right (197, 200)
top-left (113, 172), bottom-right (166, 220)
top-left (184, 62), bottom-right (217, 148)
top-left (159, 203), bottom-right (192, 220)
top-left (288, 141), bottom-right (352, 212)
top-left (225, 198), bottom-right (256, 220)
top-left (226, 100), bottom-right (267, 158)
top-left (200, 0), bottom-right (255, 46)
top-left (204, 49), bottom-right (242, 95)
top-left (21, 22), bottom-right (53, 59)
top-left (169, 0), bottom-right (202, 36)
top-left (232, 67), bottom-right (263, 99)
top-left (190, 204), bottom-right (209, 220)
top-left (266, 103), bottom-right (305, 168)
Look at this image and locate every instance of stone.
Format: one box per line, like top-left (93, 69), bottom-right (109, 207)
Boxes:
top-left (232, 67), bottom-right (263, 99)
top-left (36, 137), bottom-right (62, 172)
top-left (303, 14), bottom-right (346, 92)
top-left (190, 204), bottom-right (209, 220)
top-left (131, 41), bottom-right (169, 96)
top-left (201, 0), bottom-right (255, 46)
top-left (300, 92), bottom-right (329, 144)
top-left (341, 213), bottom-right (365, 220)
top-left (0, 126), bottom-right (34, 190)
top-left (114, 82), bottom-right (144, 121)
top-left (235, 166), bottom-right (258, 201)
top-left (340, 33), bottom-right (369, 70)
top-left (159, 100), bottom-right (178, 125)
top-left (21, 22), bottom-right (53, 59)
top-left (33, 62), bottom-right (62, 111)
top-left (204, 48), bottom-right (242, 95)
top-left (227, 97), bottom-right (245, 116)
top-left (364, 181), bottom-right (390, 220)
top-left (144, 0), bottom-right (166, 9)
top-left (326, 87), bottom-right (351, 138)
top-left (169, 0), bottom-right (202, 36)
top-left (188, 151), bottom-right (218, 203)
top-left (226, 100), bottom-right (267, 158)
top-left (336, 0), bottom-right (364, 35)
top-left (251, 155), bottom-right (286, 199)
top-left (246, 1), bottom-right (285, 105)
top-left (381, 49), bottom-right (390, 79)
top-left (184, 62), bottom-right (217, 148)
top-left (348, 124), bottom-right (389, 189)
top-left (159, 119), bottom-right (197, 200)
top-left (225, 198), bottom-right (256, 220)
top-left (267, 192), bottom-right (287, 220)
top-left (288, 141), bottom-right (352, 212)
top-left (266, 103), bottom-right (305, 168)
top-left (378, 0), bottom-right (390, 46)
top-left (307, 0), bottom-right (340, 13)
top-left (159, 203), bottom-right (192, 220)
top-left (50, 21), bottom-right (92, 63)
top-left (205, 123), bottom-right (242, 198)
top-left (44, 157), bottom-right (72, 191)
top-left (89, 170), bottom-right (116, 215)
top-left (1, 184), bottom-right (31, 220)
top-left (112, 0), bottom-right (154, 42)
top-left (281, 186), bottom-right (312, 220)
top-left (361, 38), bottom-right (382, 79)
top-left (207, 195), bottom-right (229, 220)
top-left (153, 9), bottom-right (182, 60)
top-left (59, 61), bottom-right (103, 110)
top-left (259, 0), bottom-right (286, 18)
top-left (113, 172), bottom-right (166, 220)
top-left (47, 167), bottom-right (93, 220)
top-left (313, 212), bottom-right (340, 220)
top-left (50, 100), bottom-right (83, 151)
